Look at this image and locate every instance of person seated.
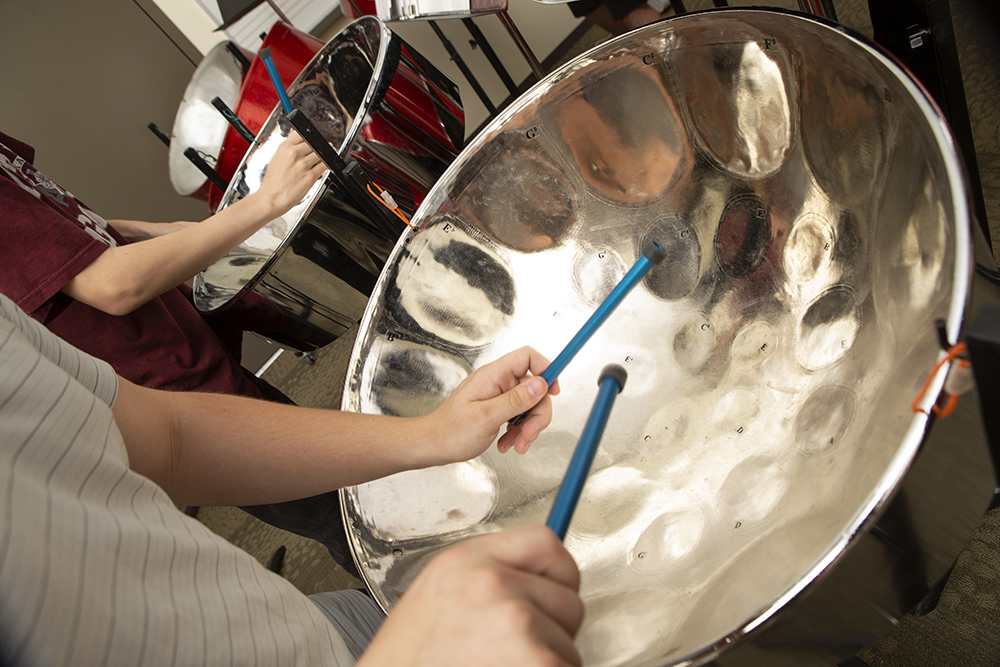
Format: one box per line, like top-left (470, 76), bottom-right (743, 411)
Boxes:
top-left (0, 292), bottom-right (579, 666)
top-left (0, 129), bottom-right (366, 571)
top-left (0, 129), bottom-right (325, 398)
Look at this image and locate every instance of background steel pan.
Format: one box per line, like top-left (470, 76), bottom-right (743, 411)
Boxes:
top-left (339, 9), bottom-right (981, 667)
top-left (192, 16), bottom-right (465, 351)
top-left (168, 40), bottom-right (251, 200)
top-left (207, 21), bottom-right (325, 210)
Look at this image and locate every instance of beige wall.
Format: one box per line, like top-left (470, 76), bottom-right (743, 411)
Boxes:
top-left (0, 0), bottom-right (211, 223)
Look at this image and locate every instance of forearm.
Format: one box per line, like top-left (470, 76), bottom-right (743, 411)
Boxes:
top-left (113, 346), bottom-right (554, 507)
top-left (114, 377), bottom-right (440, 507)
top-left (62, 133), bottom-right (325, 315)
top-left (106, 219), bottom-right (196, 242)
top-left (65, 193), bottom-right (279, 314)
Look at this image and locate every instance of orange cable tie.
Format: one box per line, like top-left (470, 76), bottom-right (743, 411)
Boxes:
top-left (367, 183), bottom-right (415, 230)
top-left (911, 341), bottom-right (968, 417)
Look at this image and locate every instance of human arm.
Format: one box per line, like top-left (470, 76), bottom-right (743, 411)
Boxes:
top-left (112, 346), bottom-right (558, 507)
top-left (62, 131), bottom-right (327, 316)
top-left (358, 524), bottom-right (584, 667)
top-left (105, 219), bottom-right (198, 242)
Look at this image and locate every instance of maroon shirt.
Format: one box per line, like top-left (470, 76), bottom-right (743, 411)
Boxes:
top-left (0, 131), bottom-right (262, 396)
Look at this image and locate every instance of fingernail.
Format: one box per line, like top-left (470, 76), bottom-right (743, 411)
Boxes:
top-left (526, 376), bottom-right (545, 398)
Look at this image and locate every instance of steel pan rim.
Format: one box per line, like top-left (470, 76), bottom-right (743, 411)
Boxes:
top-left (195, 16), bottom-right (395, 314)
top-left (338, 9), bottom-right (975, 666)
top-left (720, 6), bottom-right (973, 656)
top-left (169, 40), bottom-right (245, 196)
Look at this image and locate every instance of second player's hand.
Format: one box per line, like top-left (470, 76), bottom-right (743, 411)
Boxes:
top-left (255, 130), bottom-right (328, 215)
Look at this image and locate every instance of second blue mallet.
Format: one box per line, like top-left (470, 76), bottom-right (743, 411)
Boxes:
top-left (546, 364), bottom-right (628, 540)
top-left (511, 240), bottom-right (665, 425)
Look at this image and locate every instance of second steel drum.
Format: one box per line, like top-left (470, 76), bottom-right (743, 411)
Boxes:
top-left (339, 9), bottom-right (986, 667)
top-left (168, 40), bottom-right (250, 201)
top-left (193, 16), bottom-right (465, 351)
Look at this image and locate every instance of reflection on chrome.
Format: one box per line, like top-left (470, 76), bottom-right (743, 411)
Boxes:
top-left (342, 10), bottom-right (972, 667)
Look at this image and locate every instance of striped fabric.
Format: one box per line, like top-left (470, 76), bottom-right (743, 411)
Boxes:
top-left (0, 293), bottom-right (354, 666)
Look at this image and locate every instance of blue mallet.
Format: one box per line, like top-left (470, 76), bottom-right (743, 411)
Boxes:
top-left (510, 240), bottom-right (665, 425)
top-left (259, 48), bottom-right (294, 115)
top-left (546, 364), bottom-right (627, 540)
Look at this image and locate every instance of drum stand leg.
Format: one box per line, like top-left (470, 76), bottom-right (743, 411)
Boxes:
top-left (429, 20), bottom-right (497, 114)
top-left (462, 18), bottom-right (519, 96)
top-left (497, 11), bottom-right (545, 80)
top-left (966, 304), bottom-right (1000, 501)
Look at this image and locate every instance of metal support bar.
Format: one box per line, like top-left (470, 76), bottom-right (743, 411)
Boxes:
top-left (212, 96), bottom-right (256, 145)
top-left (966, 304), bottom-right (1000, 484)
top-left (497, 11), bottom-right (544, 80)
top-left (225, 42), bottom-right (251, 73)
top-left (462, 17), bottom-right (519, 95)
top-left (183, 147), bottom-right (228, 191)
top-left (429, 20), bottom-right (496, 114)
top-left (147, 122), bottom-right (171, 147)
top-left (263, 0), bottom-right (292, 24)
top-left (288, 109), bottom-right (405, 240)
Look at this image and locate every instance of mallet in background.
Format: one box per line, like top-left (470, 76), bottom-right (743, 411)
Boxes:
top-left (546, 364), bottom-right (628, 540)
top-left (259, 47), bottom-right (293, 115)
top-left (510, 240), bottom-right (666, 425)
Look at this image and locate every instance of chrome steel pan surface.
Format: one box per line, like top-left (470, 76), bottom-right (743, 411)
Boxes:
top-left (192, 16), bottom-right (464, 350)
top-left (169, 40), bottom-right (247, 198)
top-left (341, 10), bottom-right (973, 666)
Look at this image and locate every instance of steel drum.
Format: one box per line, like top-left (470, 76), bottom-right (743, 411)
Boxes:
top-left (339, 9), bottom-right (984, 667)
top-left (169, 40), bottom-right (250, 200)
top-left (192, 16), bottom-right (465, 351)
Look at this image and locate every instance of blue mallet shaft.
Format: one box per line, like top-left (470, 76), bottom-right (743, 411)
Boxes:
top-left (541, 241), bottom-right (665, 386)
top-left (259, 48), bottom-right (293, 115)
top-left (546, 364), bottom-right (627, 541)
top-left (509, 240), bottom-right (664, 426)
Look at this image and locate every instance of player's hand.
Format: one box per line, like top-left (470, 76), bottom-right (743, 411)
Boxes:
top-left (255, 130), bottom-right (327, 215)
top-left (357, 525), bottom-right (584, 667)
top-left (421, 346), bottom-right (560, 463)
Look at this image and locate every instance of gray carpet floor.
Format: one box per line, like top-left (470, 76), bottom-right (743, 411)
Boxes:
top-left (196, 0), bottom-right (1000, 664)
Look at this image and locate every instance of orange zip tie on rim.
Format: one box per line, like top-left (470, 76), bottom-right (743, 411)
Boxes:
top-left (912, 341), bottom-right (968, 418)
top-left (367, 182), bottom-right (415, 230)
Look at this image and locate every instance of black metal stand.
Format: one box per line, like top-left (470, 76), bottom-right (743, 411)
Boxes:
top-left (429, 20), bottom-right (497, 115)
top-left (867, 0), bottom-right (992, 253)
top-left (966, 304), bottom-right (1000, 491)
top-left (288, 109), bottom-right (406, 241)
top-left (462, 18), bottom-right (518, 96)
top-left (183, 147), bottom-right (228, 191)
